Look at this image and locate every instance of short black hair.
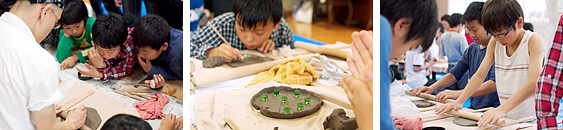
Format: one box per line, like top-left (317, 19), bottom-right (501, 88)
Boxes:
top-left (438, 22), bottom-right (444, 34)
top-left (482, 0), bottom-right (523, 34)
top-left (100, 114), bottom-right (152, 130)
top-left (132, 14), bottom-right (170, 50)
top-left (448, 13), bottom-right (462, 28)
top-left (462, 2), bottom-right (485, 25)
top-left (59, 0), bottom-right (87, 25)
top-left (523, 22), bottom-right (533, 32)
top-left (381, 0), bottom-right (438, 52)
top-left (233, 0), bottom-right (282, 30)
top-left (92, 13), bottom-right (128, 49)
top-left (441, 14), bottom-right (450, 21)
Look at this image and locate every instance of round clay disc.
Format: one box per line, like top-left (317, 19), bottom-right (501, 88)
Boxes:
top-left (251, 86), bottom-right (323, 119)
top-left (202, 56), bottom-right (224, 68)
top-left (411, 100), bottom-right (436, 108)
top-left (453, 117), bottom-right (478, 126)
top-left (84, 107), bottom-right (102, 129)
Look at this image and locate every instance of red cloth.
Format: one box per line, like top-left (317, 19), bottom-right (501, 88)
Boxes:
top-left (134, 93), bottom-right (169, 119)
top-left (465, 32), bottom-right (474, 45)
top-left (393, 115), bottom-right (423, 130)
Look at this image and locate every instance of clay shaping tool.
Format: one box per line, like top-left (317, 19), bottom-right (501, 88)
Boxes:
top-left (62, 90), bottom-right (94, 112)
top-left (224, 118), bottom-right (240, 130)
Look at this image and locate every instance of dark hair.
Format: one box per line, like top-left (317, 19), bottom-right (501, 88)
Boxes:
top-left (92, 13), bottom-right (128, 49)
top-left (523, 22), bottom-right (533, 32)
top-left (233, 0), bottom-right (282, 30)
top-left (438, 22), bottom-right (444, 33)
top-left (482, 0), bottom-right (523, 34)
top-left (132, 14), bottom-right (170, 50)
top-left (100, 114), bottom-right (152, 130)
top-left (381, 0), bottom-right (438, 52)
top-left (59, 0), bottom-right (87, 25)
top-left (462, 2), bottom-right (485, 25)
top-left (448, 13), bottom-right (462, 28)
top-left (441, 14), bottom-right (450, 21)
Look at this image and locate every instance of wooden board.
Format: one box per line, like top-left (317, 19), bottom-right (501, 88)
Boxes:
top-left (159, 80), bottom-right (183, 101)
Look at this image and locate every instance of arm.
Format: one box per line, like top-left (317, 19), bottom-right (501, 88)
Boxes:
top-left (55, 30), bottom-right (75, 63)
top-left (147, 58), bottom-right (183, 80)
top-left (435, 80), bottom-right (497, 101)
top-left (412, 63), bottom-right (435, 72)
top-left (31, 105), bottom-right (86, 130)
top-left (190, 18), bottom-right (231, 60)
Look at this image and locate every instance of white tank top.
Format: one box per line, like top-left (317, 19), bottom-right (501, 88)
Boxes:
top-left (494, 30), bottom-right (535, 119)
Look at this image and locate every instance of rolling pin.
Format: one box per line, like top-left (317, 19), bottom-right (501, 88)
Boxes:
top-left (294, 41), bottom-right (352, 59)
top-left (191, 54), bottom-right (316, 86)
top-left (405, 90), bottom-right (455, 104)
top-left (405, 90), bottom-right (507, 126)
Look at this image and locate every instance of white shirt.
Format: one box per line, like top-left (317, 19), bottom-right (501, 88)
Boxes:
top-left (0, 12), bottom-right (62, 129)
top-left (405, 48), bottom-right (428, 89)
top-left (428, 39), bottom-right (440, 60)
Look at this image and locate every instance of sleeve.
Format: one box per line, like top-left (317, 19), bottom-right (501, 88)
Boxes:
top-left (97, 39), bottom-right (136, 80)
top-left (440, 39), bottom-right (446, 57)
top-left (190, 17), bottom-right (229, 60)
top-left (412, 52), bottom-right (425, 66)
top-left (28, 61), bottom-right (62, 111)
top-left (487, 62), bottom-right (496, 82)
top-left (272, 18), bottom-right (295, 49)
top-left (55, 30), bottom-right (75, 63)
top-left (76, 47), bottom-right (92, 63)
top-left (146, 57), bottom-right (183, 80)
top-left (449, 46), bottom-right (471, 80)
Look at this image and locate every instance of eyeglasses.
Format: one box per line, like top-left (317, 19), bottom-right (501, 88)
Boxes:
top-left (50, 9), bottom-right (61, 29)
top-left (487, 22), bottom-right (515, 38)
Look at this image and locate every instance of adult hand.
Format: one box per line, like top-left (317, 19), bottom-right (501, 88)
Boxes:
top-left (54, 104), bottom-right (63, 114)
top-left (60, 55), bottom-right (79, 69)
top-left (206, 43), bottom-right (241, 62)
top-left (76, 63), bottom-right (103, 78)
top-left (138, 56), bottom-right (152, 73)
top-left (258, 39), bottom-right (275, 53)
top-left (66, 104), bottom-right (87, 129)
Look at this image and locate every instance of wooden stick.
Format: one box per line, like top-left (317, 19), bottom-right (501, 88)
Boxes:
top-left (472, 107), bottom-right (493, 113)
top-left (57, 111), bottom-right (93, 130)
top-left (118, 88), bottom-right (153, 93)
top-left (294, 41), bottom-right (352, 59)
top-left (419, 106), bottom-right (438, 112)
top-left (129, 92), bottom-right (157, 98)
top-left (112, 90), bottom-right (145, 100)
top-left (120, 83), bottom-right (150, 87)
top-left (207, 21), bottom-right (229, 45)
top-left (404, 90), bottom-right (455, 104)
top-left (62, 90), bottom-right (94, 111)
top-left (422, 115), bottom-right (452, 123)
top-left (224, 118), bottom-right (240, 130)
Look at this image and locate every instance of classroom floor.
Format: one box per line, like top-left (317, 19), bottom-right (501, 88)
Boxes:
top-left (285, 16), bottom-right (364, 45)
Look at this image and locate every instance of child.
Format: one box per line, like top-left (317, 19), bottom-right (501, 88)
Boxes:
top-left (380, 0), bottom-right (438, 129)
top-left (427, 22), bottom-right (444, 80)
top-left (56, 0), bottom-right (97, 69)
top-left (440, 13), bottom-right (469, 91)
top-left (132, 14), bottom-right (183, 89)
top-left (101, 114), bottom-right (182, 130)
top-left (404, 47), bottom-right (437, 89)
top-left (441, 14), bottom-right (451, 31)
top-left (76, 13), bottom-right (137, 81)
top-left (190, 0), bottom-right (293, 62)
top-left (436, 0), bottom-right (544, 127)
top-left (535, 14), bottom-right (563, 130)
top-left (411, 2), bottom-right (500, 110)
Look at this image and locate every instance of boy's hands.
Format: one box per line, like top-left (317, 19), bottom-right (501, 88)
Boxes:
top-left (410, 86), bottom-right (435, 96)
top-left (138, 57), bottom-right (152, 73)
top-left (76, 63), bottom-right (103, 78)
top-left (145, 74), bottom-right (165, 89)
top-left (60, 55), bottom-right (79, 69)
top-left (158, 114), bottom-right (183, 130)
top-left (206, 43), bottom-right (241, 62)
top-left (435, 90), bottom-right (462, 102)
top-left (339, 75), bottom-right (373, 129)
top-left (477, 108), bottom-right (507, 127)
top-left (66, 104), bottom-right (87, 129)
top-left (88, 49), bottom-right (106, 69)
top-left (435, 102), bottom-right (463, 115)
top-left (258, 39), bottom-right (275, 53)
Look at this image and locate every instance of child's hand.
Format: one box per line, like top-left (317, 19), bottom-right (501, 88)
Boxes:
top-left (158, 114), bottom-right (183, 130)
top-left (477, 108), bottom-right (507, 127)
top-left (145, 74), bottom-right (165, 89)
top-left (348, 31), bottom-right (374, 82)
top-left (138, 57), bottom-right (152, 73)
top-left (76, 63), bottom-right (103, 78)
top-left (114, 0), bottom-right (122, 7)
top-left (258, 39), bottom-right (275, 53)
top-left (206, 43), bottom-right (241, 62)
top-left (88, 49), bottom-right (106, 69)
top-left (435, 90), bottom-right (461, 102)
top-left (410, 86), bottom-right (434, 96)
top-left (338, 74), bottom-right (373, 129)
top-left (60, 55), bottom-right (79, 69)
top-left (63, 31), bottom-right (72, 38)
top-left (435, 102), bottom-right (463, 115)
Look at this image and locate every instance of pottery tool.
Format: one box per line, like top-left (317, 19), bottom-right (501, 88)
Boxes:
top-left (294, 41), bottom-right (352, 59)
top-left (62, 90), bottom-right (94, 111)
top-left (112, 90), bottom-right (145, 100)
top-left (129, 92), bottom-right (157, 98)
top-left (224, 118), bottom-right (240, 130)
top-left (120, 82), bottom-right (150, 87)
top-left (405, 90), bottom-right (455, 104)
top-left (117, 88), bottom-right (153, 93)
top-left (208, 21), bottom-right (248, 60)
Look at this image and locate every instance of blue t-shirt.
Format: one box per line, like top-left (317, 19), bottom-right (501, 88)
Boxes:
top-left (449, 43), bottom-right (500, 109)
top-left (380, 15), bottom-right (395, 129)
top-left (440, 32), bottom-right (468, 64)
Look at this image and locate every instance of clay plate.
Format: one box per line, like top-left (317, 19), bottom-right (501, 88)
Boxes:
top-left (251, 86), bottom-right (323, 119)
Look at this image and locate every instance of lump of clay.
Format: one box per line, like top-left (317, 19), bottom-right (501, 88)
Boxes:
top-left (453, 117), bottom-right (478, 126)
top-left (411, 100), bottom-right (435, 108)
top-left (323, 108), bottom-right (358, 130)
top-left (202, 56), bottom-right (224, 68)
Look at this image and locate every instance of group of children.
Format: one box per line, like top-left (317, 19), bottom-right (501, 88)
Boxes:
top-left (382, 0), bottom-right (563, 129)
top-left (55, 0), bottom-right (183, 89)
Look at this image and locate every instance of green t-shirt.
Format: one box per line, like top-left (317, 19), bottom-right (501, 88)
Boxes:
top-left (55, 17), bottom-right (96, 63)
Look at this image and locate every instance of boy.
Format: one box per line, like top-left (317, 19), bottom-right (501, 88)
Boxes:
top-left (76, 13), bottom-right (138, 81)
top-left (440, 13), bottom-right (469, 92)
top-left (436, 0), bottom-right (544, 127)
top-left (535, 14), bottom-right (563, 130)
top-left (404, 47), bottom-right (437, 89)
top-left (56, 0), bottom-right (97, 69)
top-left (190, 0), bottom-right (293, 62)
top-left (132, 14), bottom-right (183, 89)
top-left (380, 0), bottom-right (438, 129)
top-left (411, 2), bottom-right (500, 110)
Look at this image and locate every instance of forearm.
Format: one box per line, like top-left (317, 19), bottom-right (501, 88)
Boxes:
top-left (496, 80), bottom-right (536, 112)
top-left (31, 106), bottom-right (75, 130)
top-left (455, 73), bottom-right (486, 104)
top-left (428, 73), bottom-right (457, 92)
top-left (469, 80), bottom-right (497, 97)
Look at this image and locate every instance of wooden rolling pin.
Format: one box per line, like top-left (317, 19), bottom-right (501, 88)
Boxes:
top-left (294, 41), bottom-right (352, 59)
top-left (405, 90), bottom-right (507, 126)
top-left (404, 90), bottom-right (455, 104)
top-left (191, 54), bottom-right (316, 86)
